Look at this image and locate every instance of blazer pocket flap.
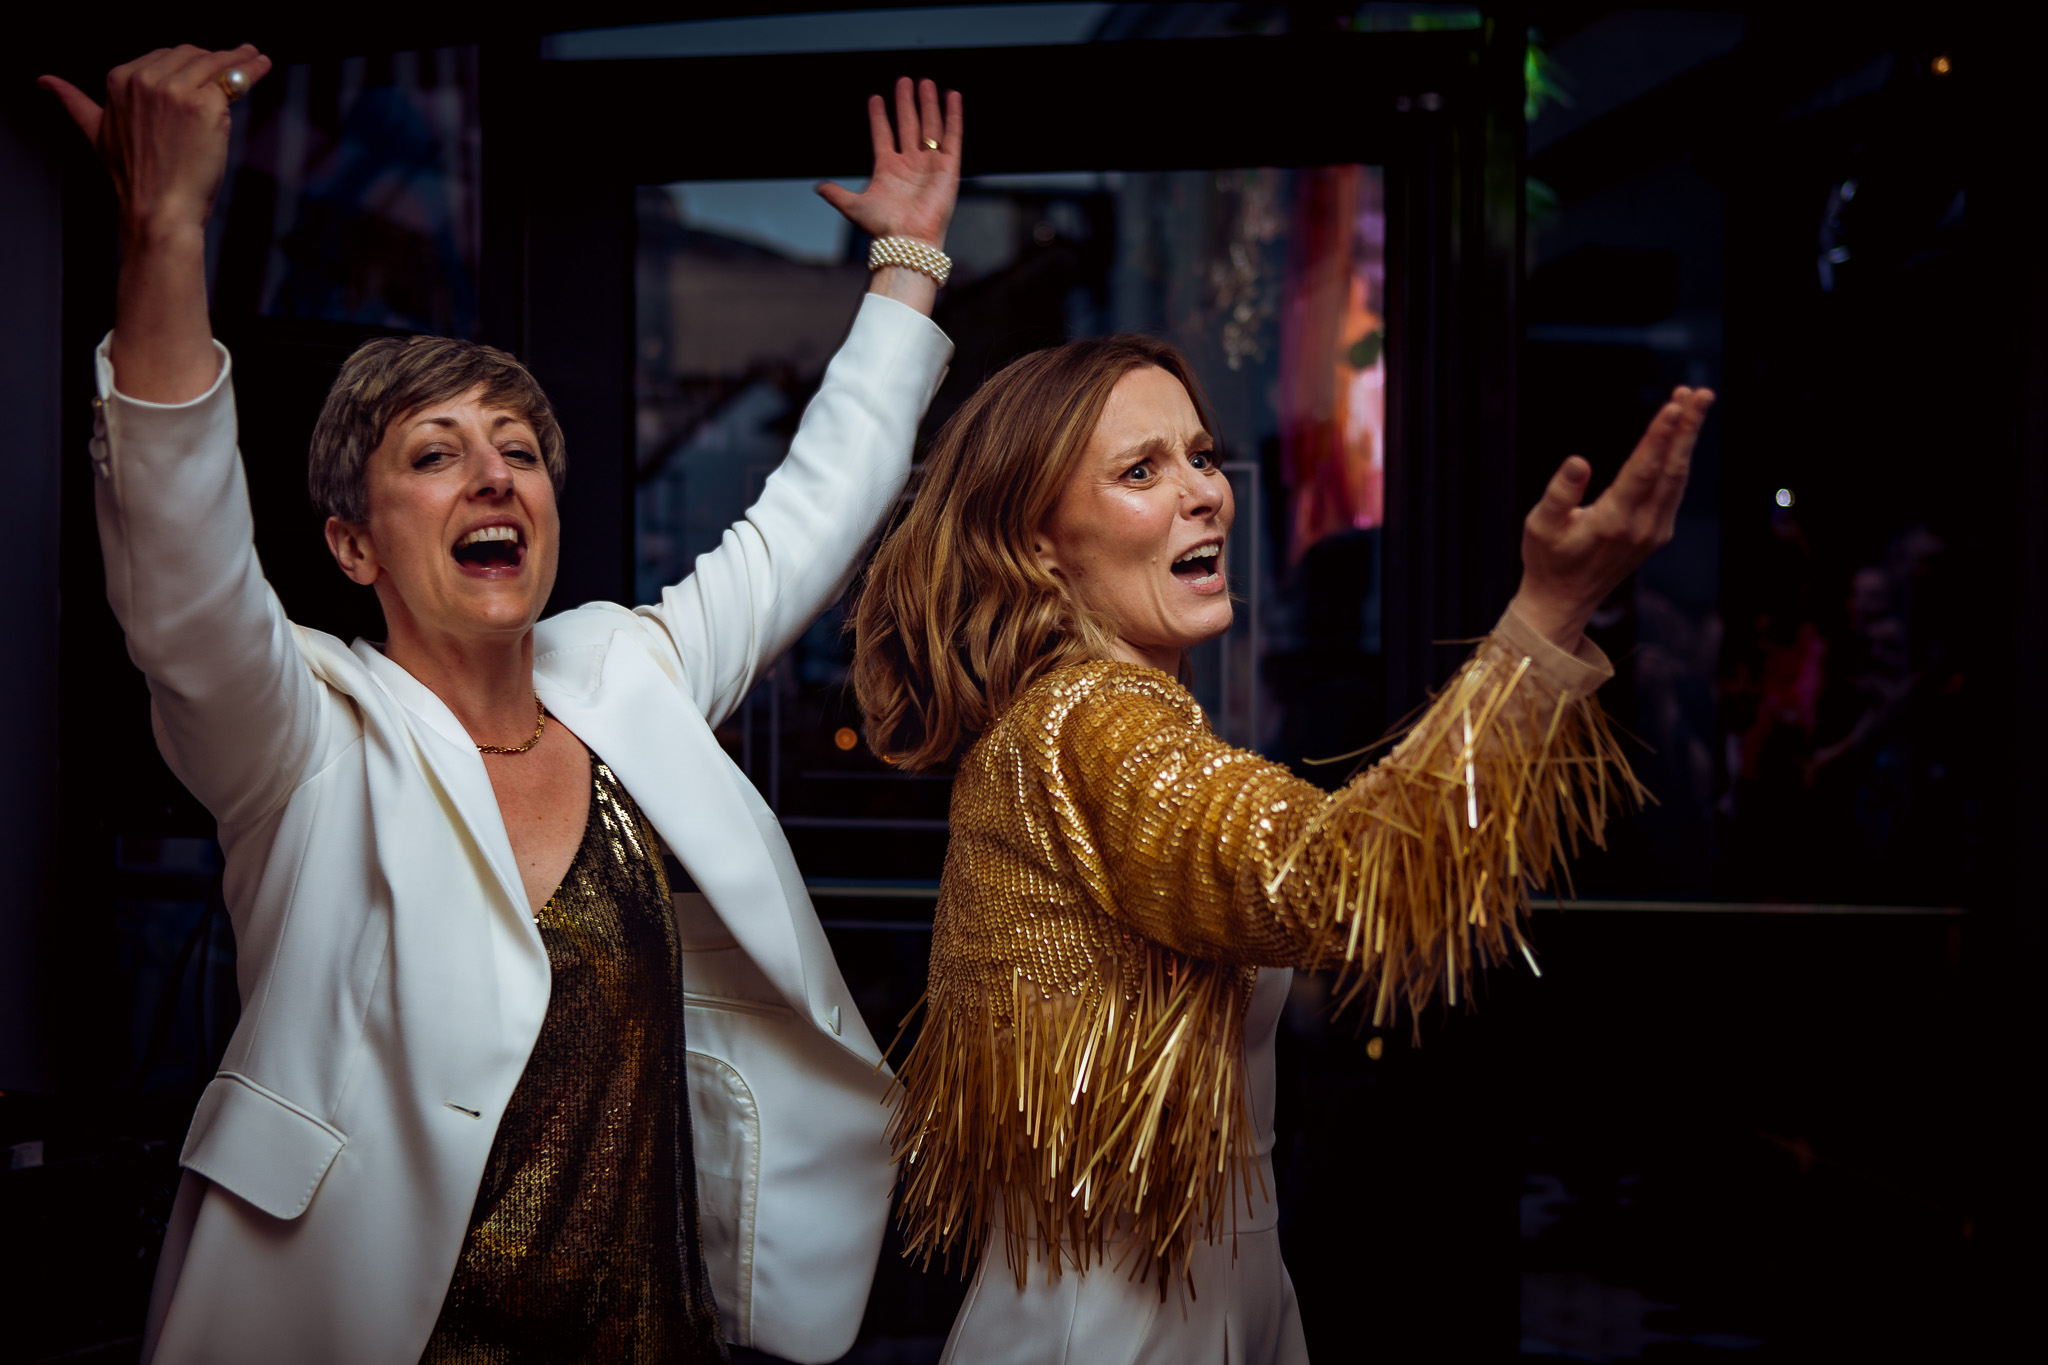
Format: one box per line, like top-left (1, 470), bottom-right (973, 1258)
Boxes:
top-left (179, 1073), bottom-right (347, 1220)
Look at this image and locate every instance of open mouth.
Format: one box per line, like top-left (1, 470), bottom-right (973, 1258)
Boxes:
top-left (452, 524), bottom-right (525, 574)
top-left (1169, 543), bottom-right (1223, 588)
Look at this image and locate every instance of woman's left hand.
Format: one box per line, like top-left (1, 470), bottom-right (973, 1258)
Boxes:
top-left (818, 77), bottom-right (962, 249)
top-left (1512, 385), bottom-right (1716, 650)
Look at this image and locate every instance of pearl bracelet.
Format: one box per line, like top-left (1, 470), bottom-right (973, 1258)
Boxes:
top-left (867, 236), bottom-right (953, 287)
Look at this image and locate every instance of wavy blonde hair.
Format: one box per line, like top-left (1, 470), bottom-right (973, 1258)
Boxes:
top-left (852, 335), bottom-right (1214, 771)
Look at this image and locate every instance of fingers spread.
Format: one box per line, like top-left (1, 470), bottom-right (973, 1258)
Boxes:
top-left (1661, 401), bottom-right (1703, 482)
top-left (893, 76), bottom-right (918, 157)
top-left (917, 77), bottom-right (942, 153)
top-left (1527, 455), bottom-right (1590, 534)
top-left (942, 88), bottom-right (964, 159)
top-left (816, 181), bottom-right (857, 214)
top-left (1606, 388), bottom-right (1716, 541)
top-left (865, 93), bottom-right (893, 162)
top-left (1609, 399), bottom-right (1685, 510)
top-left (1646, 388), bottom-right (1715, 523)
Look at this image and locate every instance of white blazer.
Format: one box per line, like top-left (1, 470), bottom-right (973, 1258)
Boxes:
top-left (87, 294), bottom-right (953, 1365)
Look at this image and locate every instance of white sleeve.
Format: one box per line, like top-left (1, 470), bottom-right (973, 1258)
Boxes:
top-left (625, 292), bottom-right (952, 726)
top-left (90, 336), bottom-right (345, 827)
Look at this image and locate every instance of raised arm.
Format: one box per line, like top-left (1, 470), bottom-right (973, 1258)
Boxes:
top-left (44, 47), bottom-right (343, 825)
top-left (1054, 389), bottom-right (1714, 1025)
top-left (820, 76), bottom-right (963, 318)
top-left (42, 46), bottom-right (271, 402)
top-left (633, 79), bottom-right (961, 723)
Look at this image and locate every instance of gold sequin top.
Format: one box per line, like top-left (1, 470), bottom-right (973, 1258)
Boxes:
top-left (888, 610), bottom-right (1633, 1288)
top-left (421, 761), bottom-right (726, 1365)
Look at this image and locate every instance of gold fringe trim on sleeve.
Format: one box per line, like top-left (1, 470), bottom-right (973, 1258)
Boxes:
top-left (890, 948), bottom-right (1259, 1291)
top-left (1262, 643), bottom-right (1645, 1031)
top-left (887, 632), bottom-right (1642, 1290)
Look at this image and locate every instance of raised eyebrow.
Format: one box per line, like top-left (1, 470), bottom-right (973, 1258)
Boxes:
top-left (1105, 435), bottom-right (1176, 469)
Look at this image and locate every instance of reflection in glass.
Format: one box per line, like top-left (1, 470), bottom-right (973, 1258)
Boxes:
top-left (635, 166), bottom-right (1389, 883)
top-left (214, 48), bottom-right (481, 337)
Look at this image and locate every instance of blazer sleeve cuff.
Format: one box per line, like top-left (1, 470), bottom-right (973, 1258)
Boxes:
top-left (90, 333), bottom-right (237, 490)
top-left (94, 332), bottom-right (232, 409)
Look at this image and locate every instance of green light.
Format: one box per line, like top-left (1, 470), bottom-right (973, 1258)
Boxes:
top-left (1524, 33), bottom-right (1572, 123)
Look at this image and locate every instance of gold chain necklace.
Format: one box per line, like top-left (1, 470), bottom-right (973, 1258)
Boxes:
top-left (477, 694), bottom-right (548, 755)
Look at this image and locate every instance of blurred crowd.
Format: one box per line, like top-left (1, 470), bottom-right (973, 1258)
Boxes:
top-left (1716, 513), bottom-right (1967, 902)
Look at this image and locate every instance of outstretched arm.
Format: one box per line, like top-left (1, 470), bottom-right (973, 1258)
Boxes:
top-left (1056, 393), bottom-right (1715, 1024)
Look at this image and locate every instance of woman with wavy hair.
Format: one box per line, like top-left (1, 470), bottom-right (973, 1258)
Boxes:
top-left (853, 334), bottom-right (1712, 1362)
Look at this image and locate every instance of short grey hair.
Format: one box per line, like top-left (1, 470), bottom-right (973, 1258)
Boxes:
top-left (308, 335), bottom-right (565, 523)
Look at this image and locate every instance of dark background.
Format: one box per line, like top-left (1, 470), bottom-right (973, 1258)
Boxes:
top-left (3, 4), bottom-right (2042, 1362)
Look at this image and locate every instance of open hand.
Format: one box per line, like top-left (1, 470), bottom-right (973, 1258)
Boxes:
top-left (1512, 386), bottom-right (1717, 649)
top-left (818, 77), bottom-right (962, 249)
top-left (40, 45), bottom-right (273, 237)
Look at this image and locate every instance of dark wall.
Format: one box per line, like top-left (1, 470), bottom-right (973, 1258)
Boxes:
top-left (0, 81), bottom-right (64, 1093)
top-left (1507, 6), bottom-right (2041, 1357)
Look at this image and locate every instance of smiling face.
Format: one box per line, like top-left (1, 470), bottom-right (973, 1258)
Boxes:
top-left (1035, 364), bottom-right (1234, 673)
top-left (324, 384), bottom-right (561, 650)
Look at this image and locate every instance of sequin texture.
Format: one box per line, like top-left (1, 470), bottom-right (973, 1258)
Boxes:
top-left (421, 761), bottom-right (726, 1364)
top-left (888, 626), bottom-right (1638, 1289)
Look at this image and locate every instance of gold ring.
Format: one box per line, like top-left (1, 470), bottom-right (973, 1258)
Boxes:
top-left (214, 68), bottom-right (249, 104)
top-left (921, 136), bottom-right (940, 151)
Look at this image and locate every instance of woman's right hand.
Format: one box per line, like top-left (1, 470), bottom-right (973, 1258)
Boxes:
top-left (818, 76), bottom-right (961, 317)
top-left (817, 76), bottom-right (962, 248)
top-left (40, 44), bottom-right (272, 239)
top-left (39, 44), bottom-right (272, 404)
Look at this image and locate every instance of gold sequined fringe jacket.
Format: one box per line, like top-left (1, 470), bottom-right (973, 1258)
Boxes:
top-left (887, 608), bottom-right (1637, 1289)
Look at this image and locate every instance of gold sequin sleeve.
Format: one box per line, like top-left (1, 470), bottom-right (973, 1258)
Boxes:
top-left (1047, 606), bottom-right (1633, 1022)
top-left (890, 606), bottom-right (1635, 1288)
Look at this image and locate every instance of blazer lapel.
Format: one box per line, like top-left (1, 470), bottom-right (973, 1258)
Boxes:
top-left (348, 641), bottom-right (530, 925)
top-left (535, 633), bottom-right (816, 1032)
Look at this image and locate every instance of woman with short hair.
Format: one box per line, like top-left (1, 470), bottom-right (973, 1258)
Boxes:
top-left (854, 333), bottom-right (1711, 1362)
top-left (43, 41), bottom-right (964, 1365)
